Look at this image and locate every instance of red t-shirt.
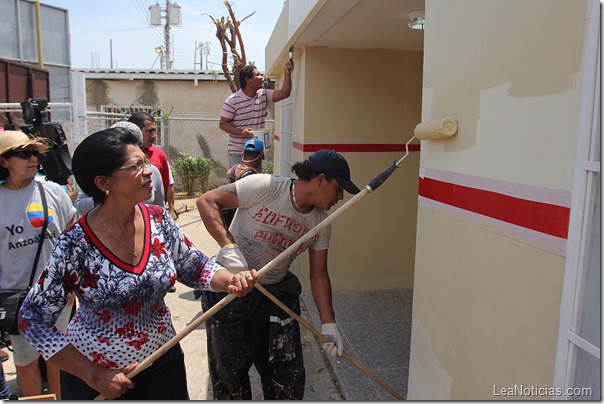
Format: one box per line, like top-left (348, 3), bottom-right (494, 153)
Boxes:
top-left (145, 145), bottom-right (170, 193)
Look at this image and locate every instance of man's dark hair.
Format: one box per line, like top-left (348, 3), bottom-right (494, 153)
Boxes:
top-left (239, 65), bottom-right (257, 89)
top-left (291, 160), bottom-right (333, 182)
top-left (128, 111), bottom-right (156, 129)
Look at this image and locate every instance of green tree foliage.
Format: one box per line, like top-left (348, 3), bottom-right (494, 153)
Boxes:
top-left (172, 154), bottom-right (213, 196)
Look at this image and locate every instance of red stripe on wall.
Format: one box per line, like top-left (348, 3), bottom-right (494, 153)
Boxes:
top-left (272, 136), bottom-right (420, 153)
top-left (418, 177), bottom-right (570, 239)
top-left (291, 142), bottom-right (421, 153)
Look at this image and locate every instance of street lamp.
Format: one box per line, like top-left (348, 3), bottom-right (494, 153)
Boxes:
top-left (155, 46), bottom-right (164, 69)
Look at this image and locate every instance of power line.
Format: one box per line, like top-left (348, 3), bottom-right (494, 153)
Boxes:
top-left (131, 0), bottom-right (164, 45)
top-left (70, 27), bottom-right (153, 36)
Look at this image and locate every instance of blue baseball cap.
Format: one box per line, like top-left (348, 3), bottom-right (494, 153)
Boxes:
top-left (243, 139), bottom-right (264, 153)
top-left (308, 149), bottom-right (360, 194)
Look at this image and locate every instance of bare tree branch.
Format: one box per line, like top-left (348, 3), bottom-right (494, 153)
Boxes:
top-left (203, 1), bottom-right (256, 93)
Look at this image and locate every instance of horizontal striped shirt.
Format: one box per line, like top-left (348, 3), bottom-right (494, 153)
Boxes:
top-left (222, 88), bottom-right (274, 153)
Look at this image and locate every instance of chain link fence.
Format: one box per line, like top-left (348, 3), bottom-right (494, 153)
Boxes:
top-left (0, 103), bottom-right (274, 191)
top-left (164, 117), bottom-right (274, 189)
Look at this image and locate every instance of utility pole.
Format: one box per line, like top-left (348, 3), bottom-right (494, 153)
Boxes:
top-left (149, 1), bottom-right (181, 70)
top-left (201, 42), bottom-right (211, 70)
top-left (194, 41), bottom-right (211, 70)
top-left (164, 0), bottom-right (171, 69)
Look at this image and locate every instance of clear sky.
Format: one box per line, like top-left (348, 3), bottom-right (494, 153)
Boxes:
top-left (41, 0), bottom-right (285, 72)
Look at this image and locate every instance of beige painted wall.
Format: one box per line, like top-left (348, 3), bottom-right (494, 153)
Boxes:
top-left (408, 0), bottom-right (594, 399)
top-left (85, 78), bottom-right (232, 117)
top-left (419, 0), bottom-right (586, 190)
top-left (410, 209), bottom-right (565, 399)
top-left (273, 46), bottom-right (424, 291)
top-left (84, 76), bottom-right (235, 187)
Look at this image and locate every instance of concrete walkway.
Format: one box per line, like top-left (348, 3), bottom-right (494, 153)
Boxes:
top-left (174, 197), bottom-right (410, 400)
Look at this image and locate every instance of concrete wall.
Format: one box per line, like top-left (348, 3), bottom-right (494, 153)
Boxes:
top-left (80, 72), bottom-right (236, 188)
top-left (408, 0), bottom-right (595, 399)
top-left (84, 76), bottom-right (232, 118)
top-left (0, 1), bottom-right (71, 103)
top-left (272, 45), bottom-right (424, 291)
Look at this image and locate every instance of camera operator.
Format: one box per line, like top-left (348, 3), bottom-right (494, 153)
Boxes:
top-left (19, 98), bottom-right (72, 187)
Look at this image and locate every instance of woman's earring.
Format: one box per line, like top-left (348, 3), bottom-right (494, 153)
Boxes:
top-left (105, 189), bottom-right (110, 195)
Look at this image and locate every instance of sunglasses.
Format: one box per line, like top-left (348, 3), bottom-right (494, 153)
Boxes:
top-left (3, 149), bottom-right (40, 159)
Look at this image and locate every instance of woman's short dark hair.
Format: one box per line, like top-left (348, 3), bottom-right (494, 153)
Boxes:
top-left (72, 127), bottom-right (140, 204)
top-left (239, 65), bottom-right (257, 89)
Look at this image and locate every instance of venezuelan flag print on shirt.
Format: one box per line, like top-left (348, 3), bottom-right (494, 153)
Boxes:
top-left (26, 203), bottom-right (55, 228)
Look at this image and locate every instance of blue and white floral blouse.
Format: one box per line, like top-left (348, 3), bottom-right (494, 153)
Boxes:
top-left (19, 203), bottom-right (222, 369)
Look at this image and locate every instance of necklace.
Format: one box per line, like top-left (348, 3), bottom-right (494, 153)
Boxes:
top-left (291, 180), bottom-right (311, 213)
top-left (97, 209), bottom-right (139, 262)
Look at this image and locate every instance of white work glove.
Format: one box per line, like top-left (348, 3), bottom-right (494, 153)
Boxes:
top-left (321, 323), bottom-right (343, 358)
top-left (215, 243), bottom-right (249, 273)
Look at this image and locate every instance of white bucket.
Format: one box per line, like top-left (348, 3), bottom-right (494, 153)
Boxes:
top-left (252, 129), bottom-right (270, 149)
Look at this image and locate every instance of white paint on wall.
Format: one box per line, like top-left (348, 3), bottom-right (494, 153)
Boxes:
top-left (407, 319), bottom-right (452, 400)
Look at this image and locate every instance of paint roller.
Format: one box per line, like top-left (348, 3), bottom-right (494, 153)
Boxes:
top-left (94, 117), bottom-right (457, 400)
top-left (365, 116), bottom-right (458, 191)
top-left (414, 116), bottom-right (458, 140)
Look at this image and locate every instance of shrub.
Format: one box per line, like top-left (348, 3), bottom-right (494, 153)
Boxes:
top-left (261, 160), bottom-right (273, 174)
top-left (172, 153), bottom-right (213, 196)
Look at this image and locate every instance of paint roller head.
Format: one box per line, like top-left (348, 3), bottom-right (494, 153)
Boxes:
top-left (414, 117), bottom-right (458, 140)
top-left (289, 46), bottom-right (294, 61)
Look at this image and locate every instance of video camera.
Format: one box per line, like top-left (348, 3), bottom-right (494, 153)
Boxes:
top-left (20, 98), bottom-right (72, 185)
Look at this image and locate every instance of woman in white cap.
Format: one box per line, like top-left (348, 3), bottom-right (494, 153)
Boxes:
top-left (18, 127), bottom-right (258, 400)
top-left (0, 130), bottom-right (77, 399)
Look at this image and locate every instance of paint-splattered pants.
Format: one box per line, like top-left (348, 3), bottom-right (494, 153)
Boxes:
top-left (201, 273), bottom-right (305, 400)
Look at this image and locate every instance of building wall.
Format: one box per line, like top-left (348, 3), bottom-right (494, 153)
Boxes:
top-left (0, 1), bottom-right (71, 104)
top-left (408, 0), bottom-right (595, 399)
top-left (84, 77), bottom-right (232, 118)
top-left (274, 46), bottom-right (424, 291)
top-left (0, 58), bottom-right (49, 104)
top-left (80, 73), bottom-right (235, 187)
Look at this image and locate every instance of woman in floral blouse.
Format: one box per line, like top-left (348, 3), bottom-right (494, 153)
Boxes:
top-left (19, 127), bottom-right (258, 400)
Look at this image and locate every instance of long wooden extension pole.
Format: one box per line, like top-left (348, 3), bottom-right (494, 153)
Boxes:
top-left (95, 155), bottom-right (418, 400)
top-left (95, 188), bottom-right (371, 399)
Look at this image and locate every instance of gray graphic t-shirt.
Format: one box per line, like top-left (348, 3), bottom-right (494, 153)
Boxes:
top-left (232, 174), bottom-right (330, 284)
top-left (0, 180), bottom-right (76, 290)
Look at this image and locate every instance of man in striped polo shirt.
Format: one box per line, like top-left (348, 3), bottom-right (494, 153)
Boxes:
top-left (220, 61), bottom-right (294, 168)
